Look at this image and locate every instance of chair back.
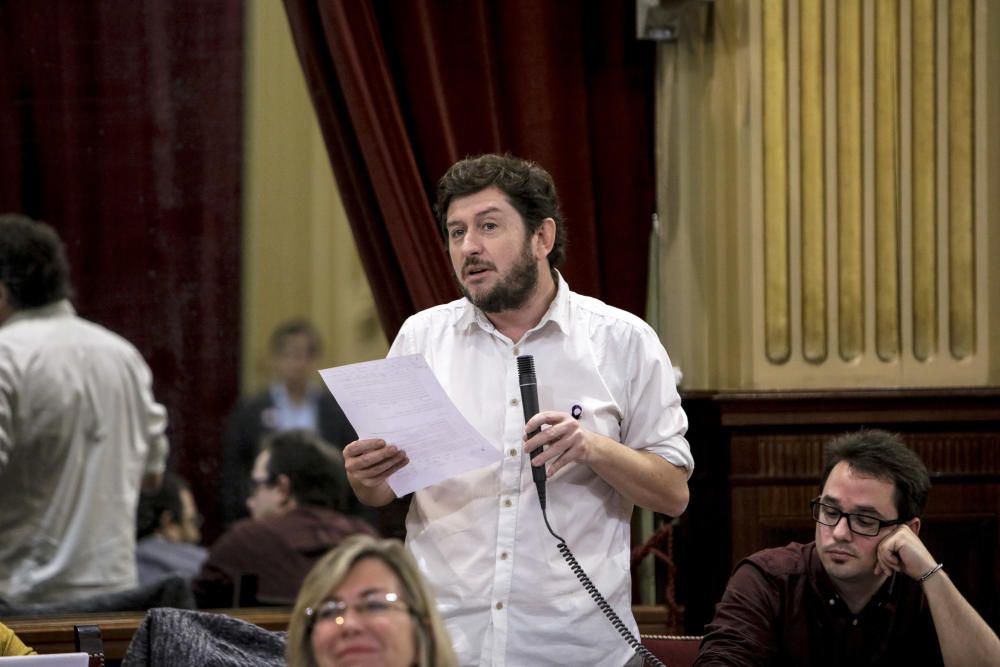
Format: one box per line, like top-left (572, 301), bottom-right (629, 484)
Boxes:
top-left (74, 624), bottom-right (104, 667)
top-left (639, 634), bottom-right (702, 667)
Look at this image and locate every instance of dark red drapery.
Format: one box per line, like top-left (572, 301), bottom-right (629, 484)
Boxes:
top-left (0, 1), bottom-right (244, 536)
top-left (283, 0), bottom-right (657, 340)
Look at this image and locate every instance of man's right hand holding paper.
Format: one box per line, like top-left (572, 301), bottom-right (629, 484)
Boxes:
top-left (343, 438), bottom-right (409, 507)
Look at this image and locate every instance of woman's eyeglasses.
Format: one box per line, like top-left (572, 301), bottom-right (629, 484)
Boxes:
top-left (306, 592), bottom-right (410, 628)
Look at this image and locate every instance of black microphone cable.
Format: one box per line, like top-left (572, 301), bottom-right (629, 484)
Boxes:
top-left (515, 355), bottom-right (668, 667)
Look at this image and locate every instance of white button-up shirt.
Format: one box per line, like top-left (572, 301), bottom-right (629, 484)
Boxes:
top-left (0, 300), bottom-right (169, 602)
top-left (389, 274), bottom-right (693, 666)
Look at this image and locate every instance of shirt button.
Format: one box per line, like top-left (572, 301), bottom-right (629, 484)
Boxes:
top-left (500, 552), bottom-right (509, 560)
top-left (496, 601), bottom-right (504, 610)
top-left (513, 347), bottom-right (520, 356)
top-left (509, 449), bottom-right (517, 457)
top-left (852, 618), bottom-right (858, 626)
top-left (829, 599), bottom-right (835, 606)
top-left (510, 398), bottom-right (520, 407)
top-left (503, 499), bottom-right (512, 508)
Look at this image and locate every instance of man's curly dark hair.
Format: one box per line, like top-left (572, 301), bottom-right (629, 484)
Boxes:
top-left (0, 213), bottom-right (72, 309)
top-left (433, 154), bottom-right (567, 271)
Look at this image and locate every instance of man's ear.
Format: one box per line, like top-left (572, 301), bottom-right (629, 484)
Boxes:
top-left (907, 516), bottom-right (921, 536)
top-left (533, 218), bottom-right (556, 259)
top-left (0, 283), bottom-right (14, 325)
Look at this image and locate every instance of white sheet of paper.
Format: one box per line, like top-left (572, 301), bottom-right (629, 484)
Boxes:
top-left (318, 354), bottom-right (501, 496)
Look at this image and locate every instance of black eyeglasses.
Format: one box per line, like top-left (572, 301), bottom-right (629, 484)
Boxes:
top-left (810, 498), bottom-right (904, 537)
top-left (305, 592), bottom-right (410, 629)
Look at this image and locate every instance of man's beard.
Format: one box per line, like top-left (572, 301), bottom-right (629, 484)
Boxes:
top-left (460, 242), bottom-right (539, 314)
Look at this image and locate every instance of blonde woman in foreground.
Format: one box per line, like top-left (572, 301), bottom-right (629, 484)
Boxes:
top-left (287, 535), bottom-right (458, 667)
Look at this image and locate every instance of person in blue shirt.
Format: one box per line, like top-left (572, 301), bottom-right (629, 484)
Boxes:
top-left (219, 318), bottom-right (358, 527)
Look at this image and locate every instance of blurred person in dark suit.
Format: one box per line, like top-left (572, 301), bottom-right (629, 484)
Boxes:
top-left (219, 317), bottom-right (359, 528)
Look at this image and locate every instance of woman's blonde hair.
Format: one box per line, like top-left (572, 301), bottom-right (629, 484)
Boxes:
top-left (286, 535), bottom-right (457, 667)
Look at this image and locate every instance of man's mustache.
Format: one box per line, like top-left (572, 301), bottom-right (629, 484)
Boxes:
top-left (822, 544), bottom-right (858, 558)
top-left (463, 258), bottom-right (496, 275)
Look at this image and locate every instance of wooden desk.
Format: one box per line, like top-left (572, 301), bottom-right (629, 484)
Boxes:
top-left (4, 607), bottom-right (293, 659)
top-left (6, 605), bottom-right (670, 659)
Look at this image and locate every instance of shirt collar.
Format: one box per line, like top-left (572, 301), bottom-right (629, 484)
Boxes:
top-left (269, 382), bottom-right (319, 405)
top-left (5, 299), bottom-right (75, 326)
top-left (455, 270), bottom-right (572, 337)
top-left (270, 383), bottom-right (292, 407)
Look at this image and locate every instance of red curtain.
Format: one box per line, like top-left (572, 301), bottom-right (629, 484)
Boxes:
top-left (0, 1), bottom-right (244, 537)
top-left (284, 0), bottom-right (657, 340)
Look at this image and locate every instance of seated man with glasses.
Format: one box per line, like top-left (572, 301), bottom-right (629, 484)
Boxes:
top-left (694, 429), bottom-right (1000, 666)
top-left (192, 429), bottom-right (377, 608)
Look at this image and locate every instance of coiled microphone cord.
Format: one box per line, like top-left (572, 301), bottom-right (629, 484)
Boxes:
top-left (541, 505), bottom-right (668, 667)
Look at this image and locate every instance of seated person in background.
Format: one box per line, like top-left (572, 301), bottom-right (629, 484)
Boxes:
top-left (135, 471), bottom-right (208, 586)
top-left (695, 429), bottom-right (1000, 666)
top-left (287, 534), bottom-right (457, 667)
top-left (1, 621), bottom-right (35, 656)
top-left (219, 318), bottom-right (359, 528)
top-left (194, 429), bottom-right (376, 608)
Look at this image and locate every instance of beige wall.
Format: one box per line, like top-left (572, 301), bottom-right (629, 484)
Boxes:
top-left (657, 0), bottom-right (999, 390)
top-left (241, 0), bottom-right (387, 394)
top-left (244, 0), bottom-right (1000, 394)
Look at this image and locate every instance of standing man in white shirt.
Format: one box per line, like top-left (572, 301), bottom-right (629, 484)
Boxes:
top-left (0, 213), bottom-right (169, 604)
top-left (343, 154), bottom-right (693, 666)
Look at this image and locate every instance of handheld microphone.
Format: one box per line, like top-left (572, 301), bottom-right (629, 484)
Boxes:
top-left (516, 355), bottom-right (547, 508)
top-left (515, 363), bottom-right (663, 667)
